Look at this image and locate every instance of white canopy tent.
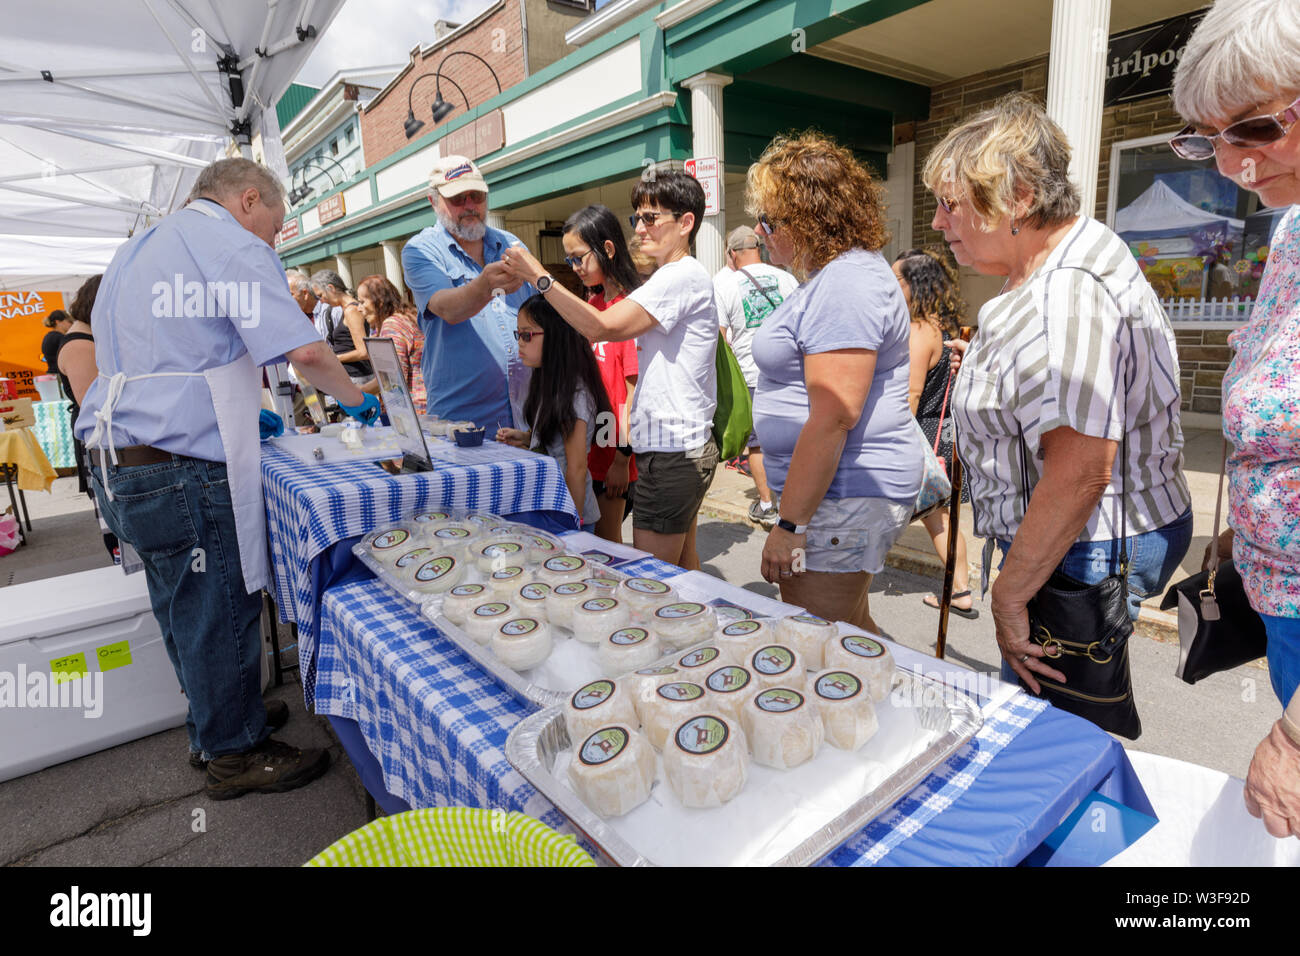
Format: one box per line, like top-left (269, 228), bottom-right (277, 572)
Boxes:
top-left (0, 0), bottom-right (345, 289)
top-left (1114, 179), bottom-right (1245, 240)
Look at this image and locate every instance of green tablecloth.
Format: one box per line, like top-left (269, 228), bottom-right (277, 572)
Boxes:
top-left (32, 399), bottom-right (75, 469)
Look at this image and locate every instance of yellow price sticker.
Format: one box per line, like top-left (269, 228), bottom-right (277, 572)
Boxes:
top-left (49, 652), bottom-right (88, 684)
top-left (96, 640), bottom-right (133, 672)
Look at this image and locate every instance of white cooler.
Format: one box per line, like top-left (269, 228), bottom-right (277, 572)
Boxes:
top-left (0, 565), bottom-right (269, 783)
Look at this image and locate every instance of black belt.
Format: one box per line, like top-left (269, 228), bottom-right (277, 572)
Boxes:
top-left (108, 445), bottom-right (178, 467)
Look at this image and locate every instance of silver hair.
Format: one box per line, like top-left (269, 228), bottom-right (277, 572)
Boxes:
top-left (188, 158), bottom-right (285, 206)
top-left (286, 269), bottom-right (312, 294)
top-left (309, 269), bottom-right (347, 295)
top-left (1173, 0), bottom-right (1300, 125)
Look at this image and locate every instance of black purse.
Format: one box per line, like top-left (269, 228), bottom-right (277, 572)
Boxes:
top-left (1018, 430), bottom-right (1142, 740)
top-left (1160, 439), bottom-right (1267, 684)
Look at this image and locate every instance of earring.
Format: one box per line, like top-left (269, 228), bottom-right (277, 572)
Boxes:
top-left (1011, 220), bottom-right (1020, 236)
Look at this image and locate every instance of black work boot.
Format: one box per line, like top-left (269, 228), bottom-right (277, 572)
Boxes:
top-left (189, 698), bottom-right (290, 769)
top-left (205, 738), bottom-right (329, 800)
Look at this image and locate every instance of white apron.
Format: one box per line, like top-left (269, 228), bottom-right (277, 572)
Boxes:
top-left (84, 201), bottom-right (271, 595)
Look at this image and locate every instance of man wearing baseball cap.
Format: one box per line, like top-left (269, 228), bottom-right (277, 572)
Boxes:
top-left (401, 155), bottom-right (536, 429)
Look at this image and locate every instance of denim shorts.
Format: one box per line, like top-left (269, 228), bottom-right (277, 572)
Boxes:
top-left (803, 496), bottom-right (913, 575)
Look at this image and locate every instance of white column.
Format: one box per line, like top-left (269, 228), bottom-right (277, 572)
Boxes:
top-left (681, 71), bottom-right (733, 276)
top-left (381, 239), bottom-right (406, 292)
top-left (1046, 0), bottom-right (1111, 216)
top-left (487, 211), bottom-right (506, 231)
top-left (334, 253), bottom-right (354, 291)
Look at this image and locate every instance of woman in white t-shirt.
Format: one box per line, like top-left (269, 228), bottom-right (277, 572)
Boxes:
top-left (502, 171), bottom-right (719, 569)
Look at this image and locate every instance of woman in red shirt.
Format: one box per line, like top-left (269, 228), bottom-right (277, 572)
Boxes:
top-left (356, 274), bottom-right (427, 416)
top-left (562, 205), bottom-right (643, 543)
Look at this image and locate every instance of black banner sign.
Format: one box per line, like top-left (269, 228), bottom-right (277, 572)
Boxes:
top-left (1104, 9), bottom-right (1209, 107)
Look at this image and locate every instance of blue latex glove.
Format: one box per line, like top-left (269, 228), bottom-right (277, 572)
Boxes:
top-left (339, 392), bottom-right (381, 426)
top-left (259, 408), bottom-right (285, 441)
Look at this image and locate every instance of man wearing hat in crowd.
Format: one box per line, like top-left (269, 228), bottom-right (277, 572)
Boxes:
top-left (401, 156), bottom-right (536, 429)
top-left (713, 224), bottom-right (798, 526)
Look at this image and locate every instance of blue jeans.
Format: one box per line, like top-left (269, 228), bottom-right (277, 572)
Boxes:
top-left (1261, 614), bottom-right (1300, 708)
top-left (90, 457), bottom-right (267, 759)
top-left (998, 508), bottom-right (1194, 682)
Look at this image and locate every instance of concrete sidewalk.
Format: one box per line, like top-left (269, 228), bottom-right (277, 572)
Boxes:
top-left (702, 426), bottom-right (1225, 632)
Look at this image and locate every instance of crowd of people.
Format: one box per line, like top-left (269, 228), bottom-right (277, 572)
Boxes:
top-left (44, 0), bottom-right (1297, 836)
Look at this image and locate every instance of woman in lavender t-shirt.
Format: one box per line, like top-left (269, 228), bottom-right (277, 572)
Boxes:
top-left (747, 133), bottom-right (922, 631)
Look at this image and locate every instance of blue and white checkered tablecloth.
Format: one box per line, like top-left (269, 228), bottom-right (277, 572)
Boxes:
top-left (261, 442), bottom-right (578, 706)
top-left (316, 577), bottom-right (1048, 865)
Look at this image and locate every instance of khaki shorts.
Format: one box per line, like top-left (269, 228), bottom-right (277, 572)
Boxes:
top-left (633, 439), bottom-right (719, 535)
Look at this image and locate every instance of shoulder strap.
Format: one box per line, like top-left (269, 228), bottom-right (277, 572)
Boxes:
top-left (736, 267), bottom-right (781, 309)
top-left (60, 332), bottom-right (95, 344)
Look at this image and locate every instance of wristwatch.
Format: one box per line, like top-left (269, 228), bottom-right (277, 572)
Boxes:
top-left (536, 274), bottom-right (555, 293)
top-left (616, 444), bottom-right (633, 458)
top-left (776, 517), bottom-right (807, 535)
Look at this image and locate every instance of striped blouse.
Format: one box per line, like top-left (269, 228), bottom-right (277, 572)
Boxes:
top-left (953, 215), bottom-right (1191, 544)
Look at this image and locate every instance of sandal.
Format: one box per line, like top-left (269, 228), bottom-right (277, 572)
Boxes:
top-left (923, 591), bottom-right (979, 619)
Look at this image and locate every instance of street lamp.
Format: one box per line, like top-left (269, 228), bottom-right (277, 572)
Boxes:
top-left (403, 53), bottom-right (502, 139)
top-left (288, 158), bottom-right (344, 204)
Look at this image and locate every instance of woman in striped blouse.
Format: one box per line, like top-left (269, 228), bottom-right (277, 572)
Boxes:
top-left (922, 94), bottom-right (1193, 696)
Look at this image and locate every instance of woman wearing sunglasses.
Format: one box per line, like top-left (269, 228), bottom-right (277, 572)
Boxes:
top-left (745, 132), bottom-right (921, 632)
top-left (561, 204), bottom-right (642, 543)
top-left (501, 171), bottom-right (718, 570)
top-left (923, 93), bottom-right (1191, 719)
top-left (1173, 0), bottom-right (1300, 839)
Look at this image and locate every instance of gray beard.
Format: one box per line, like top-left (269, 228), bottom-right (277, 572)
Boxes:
top-left (437, 207), bottom-right (487, 242)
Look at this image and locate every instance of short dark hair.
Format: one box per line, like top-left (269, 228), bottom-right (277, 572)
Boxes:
top-left (44, 309), bottom-right (70, 328)
top-left (630, 169), bottom-right (706, 245)
top-left (68, 276), bottom-right (102, 327)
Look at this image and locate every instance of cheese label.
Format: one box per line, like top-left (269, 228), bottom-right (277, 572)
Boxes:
top-left (635, 665), bottom-right (677, 677)
top-left (370, 529), bottom-right (409, 550)
top-left (519, 583), bottom-right (550, 601)
top-left (433, 526), bottom-right (472, 540)
top-left (609, 627), bottom-right (650, 646)
top-left (751, 645), bottom-right (795, 676)
top-left (815, 672), bottom-right (863, 701)
top-left (414, 556), bottom-right (455, 581)
top-left (579, 727), bottom-right (629, 765)
top-left (722, 620), bottom-right (763, 637)
top-left (480, 541), bottom-right (523, 558)
top-left (450, 584), bottom-right (486, 597)
top-left (491, 566), bottom-right (525, 580)
top-left (841, 635), bottom-right (885, 658)
top-left (552, 583), bottom-right (589, 596)
top-left (678, 646), bottom-right (721, 669)
top-left (712, 603), bottom-right (753, 625)
top-left (792, 613), bottom-right (831, 626)
top-left (656, 602), bottom-right (705, 620)
top-left (755, 688), bottom-right (805, 713)
top-left (657, 681), bottom-right (704, 702)
top-left (544, 555), bottom-right (585, 573)
top-left (583, 551), bottom-right (614, 565)
top-left (675, 715), bottom-right (730, 755)
top-left (474, 602), bottom-right (510, 617)
top-left (580, 597), bottom-right (618, 613)
top-left (395, 547), bottom-right (433, 568)
top-left (499, 618), bottom-right (539, 637)
top-left (530, 535), bottom-right (562, 552)
top-left (466, 513), bottom-right (499, 526)
top-left (625, 578), bottom-right (670, 594)
top-left (706, 665), bottom-right (751, 694)
top-left (584, 577), bottom-right (617, 592)
top-left (412, 510), bottom-right (451, 523)
top-left (571, 679), bottom-right (616, 710)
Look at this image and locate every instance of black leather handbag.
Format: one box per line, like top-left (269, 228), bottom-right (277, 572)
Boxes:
top-left (1160, 439), bottom-right (1267, 684)
top-left (1018, 431), bottom-right (1142, 740)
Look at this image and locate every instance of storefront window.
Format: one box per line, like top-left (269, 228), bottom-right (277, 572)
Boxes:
top-left (1107, 135), bottom-right (1288, 320)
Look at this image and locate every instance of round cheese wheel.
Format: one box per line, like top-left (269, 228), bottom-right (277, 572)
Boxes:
top-left (651, 602), bottom-right (718, 652)
top-left (546, 581), bottom-right (592, 630)
top-left (572, 597), bottom-right (630, 645)
top-left (674, 645), bottom-right (726, 677)
top-left (662, 714), bottom-right (749, 808)
top-left (597, 626), bottom-right (663, 677)
top-left (406, 554), bottom-right (466, 595)
top-left (714, 618), bottom-right (774, 666)
top-left (565, 678), bottom-right (640, 742)
top-left (747, 643), bottom-right (806, 693)
top-left (642, 681), bottom-right (710, 751)
top-left (463, 601), bottom-right (516, 644)
top-left (703, 664), bottom-right (756, 724)
top-left (473, 535), bottom-right (529, 573)
top-left (485, 564), bottom-right (532, 600)
top-left (628, 665), bottom-right (682, 723)
top-left (363, 526), bottom-right (416, 566)
top-left (567, 725), bottom-right (656, 818)
top-left (812, 670), bottom-right (879, 751)
top-left (773, 613), bottom-right (838, 670)
top-left (742, 687), bottom-right (825, 770)
top-left (617, 578), bottom-right (678, 619)
top-left (442, 583), bottom-right (489, 626)
top-left (512, 581), bottom-right (551, 620)
top-left (422, 522), bottom-right (480, 557)
top-left (491, 617), bottom-right (552, 670)
top-left (822, 633), bottom-right (895, 701)
top-left (537, 554), bottom-right (590, 587)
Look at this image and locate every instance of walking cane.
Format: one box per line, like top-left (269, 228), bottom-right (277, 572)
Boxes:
top-left (935, 453), bottom-right (963, 660)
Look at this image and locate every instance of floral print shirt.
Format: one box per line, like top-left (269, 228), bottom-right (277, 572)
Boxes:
top-left (1223, 204), bottom-right (1300, 618)
top-left (380, 312), bottom-right (426, 417)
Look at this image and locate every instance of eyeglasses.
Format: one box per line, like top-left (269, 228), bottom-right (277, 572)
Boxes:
top-left (756, 213), bottom-right (781, 236)
top-left (513, 329), bottom-right (544, 343)
top-left (628, 211), bottom-right (676, 229)
top-left (1169, 96), bottom-right (1300, 160)
top-left (563, 248), bottom-right (595, 270)
top-left (445, 190), bottom-right (487, 206)
top-left (937, 195), bottom-right (960, 215)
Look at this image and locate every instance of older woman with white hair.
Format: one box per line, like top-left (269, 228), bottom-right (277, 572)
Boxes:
top-left (1173, 0), bottom-right (1300, 838)
top-left (922, 93), bottom-right (1192, 736)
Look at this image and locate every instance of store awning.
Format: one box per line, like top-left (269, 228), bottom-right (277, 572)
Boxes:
top-left (0, 0), bottom-right (345, 284)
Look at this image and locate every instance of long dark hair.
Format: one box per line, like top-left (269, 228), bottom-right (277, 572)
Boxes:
top-left (562, 204), bottom-right (642, 301)
top-left (519, 294), bottom-right (611, 450)
top-left (894, 247), bottom-right (965, 338)
top-left (68, 275), bottom-right (103, 327)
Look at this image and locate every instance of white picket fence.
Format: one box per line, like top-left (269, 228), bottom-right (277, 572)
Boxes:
top-left (1159, 296), bottom-right (1254, 322)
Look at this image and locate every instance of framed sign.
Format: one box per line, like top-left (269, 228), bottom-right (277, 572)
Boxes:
top-left (365, 336), bottom-right (434, 472)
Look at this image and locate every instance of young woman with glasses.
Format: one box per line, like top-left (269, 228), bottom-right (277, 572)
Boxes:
top-left (561, 204), bottom-right (643, 543)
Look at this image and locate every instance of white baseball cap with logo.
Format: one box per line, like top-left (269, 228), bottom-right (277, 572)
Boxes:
top-left (428, 155), bottom-right (488, 197)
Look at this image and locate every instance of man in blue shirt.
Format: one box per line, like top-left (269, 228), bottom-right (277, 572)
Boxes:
top-left (401, 156), bottom-right (535, 429)
top-left (78, 158), bottom-right (380, 800)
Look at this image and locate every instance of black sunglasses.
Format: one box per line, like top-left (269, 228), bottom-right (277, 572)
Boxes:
top-left (628, 211), bottom-right (677, 229)
top-left (513, 329), bottom-right (544, 343)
